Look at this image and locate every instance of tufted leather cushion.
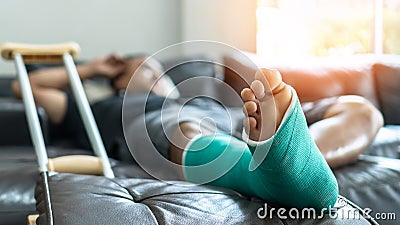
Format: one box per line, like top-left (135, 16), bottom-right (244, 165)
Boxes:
top-left (35, 172), bottom-right (375, 225)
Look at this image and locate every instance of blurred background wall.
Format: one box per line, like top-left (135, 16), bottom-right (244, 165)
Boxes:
top-left (0, 0), bottom-right (256, 75)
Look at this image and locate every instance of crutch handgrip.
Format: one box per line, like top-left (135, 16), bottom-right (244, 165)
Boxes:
top-left (1, 42), bottom-right (80, 63)
top-left (48, 155), bottom-right (104, 175)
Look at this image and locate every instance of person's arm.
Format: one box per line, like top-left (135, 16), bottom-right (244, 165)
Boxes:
top-left (11, 54), bottom-right (126, 124)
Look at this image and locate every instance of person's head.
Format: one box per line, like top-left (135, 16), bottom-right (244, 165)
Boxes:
top-left (112, 55), bottom-right (179, 98)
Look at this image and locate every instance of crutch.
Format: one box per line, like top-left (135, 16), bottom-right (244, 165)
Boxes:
top-left (0, 42), bottom-right (114, 178)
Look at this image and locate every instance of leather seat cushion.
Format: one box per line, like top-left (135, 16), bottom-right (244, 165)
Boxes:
top-left (35, 173), bottom-right (374, 225)
top-left (334, 160), bottom-right (400, 225)
top-left (0, 147), bottom-right (91, 225)
top-left (0, 161), bottom-right (37, 225)
top-left (334, 125), bottom-right (400, 224)
top-left (364, 126), bottom-right (400, 158)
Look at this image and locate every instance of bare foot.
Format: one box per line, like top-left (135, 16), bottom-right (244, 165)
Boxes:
top-left (241, 68), bottom-right (293, 141)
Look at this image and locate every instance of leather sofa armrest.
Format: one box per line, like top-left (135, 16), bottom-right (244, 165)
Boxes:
top-left (223, 53), bottom-right (380, 107)
top-left (373, 61), bottom-right (400, 125)
top-left (0, 98), bottom-right (49, 146)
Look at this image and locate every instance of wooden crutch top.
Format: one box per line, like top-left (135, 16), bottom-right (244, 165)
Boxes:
top-left (0, 42), bottom-right (80, 63)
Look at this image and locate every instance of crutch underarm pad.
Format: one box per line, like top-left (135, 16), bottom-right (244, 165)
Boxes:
top-left (0, 42), bottom-right (80, 63)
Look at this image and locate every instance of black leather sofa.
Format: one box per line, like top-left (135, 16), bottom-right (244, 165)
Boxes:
top-left (1, 55), bottom-right (399, 224)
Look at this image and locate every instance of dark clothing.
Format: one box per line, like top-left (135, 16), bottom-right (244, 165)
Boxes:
top-left (51, 92), bottom-right (338, 162)
top-left (302, 97), bottom-right (339, 126)
top-left (50, 93), bottom-right (165, 161)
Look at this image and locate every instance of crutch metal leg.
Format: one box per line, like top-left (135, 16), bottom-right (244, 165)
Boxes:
top-left (1, 42), bottom-right (114, 178)
top-left (13, 53), bottom-right (49, 172)
top-left (63, 53), bottom-right (114, 177)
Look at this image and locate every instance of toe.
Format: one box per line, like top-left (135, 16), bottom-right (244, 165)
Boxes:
top-left (255, 68), bottom-right (283, 92)
top-left (243, 116), bottom-right (257, 134)
top-left (248, 117), bottom-right (257, 129)
top-left (243, 101), bottom-right (257, 116)
top-left (241, 88), bottom-right (256, 101)
top-left (254, 69), bottom-right (270, 90)
top-left (250, 80), bottom-right (265, 99)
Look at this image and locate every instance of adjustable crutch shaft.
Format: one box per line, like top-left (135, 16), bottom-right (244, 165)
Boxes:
top-left (14, 53), bottom-right (49, 172)
top-left (63, 54), bottom-right (114, 178)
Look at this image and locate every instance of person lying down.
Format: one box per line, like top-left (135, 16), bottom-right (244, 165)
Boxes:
top-left (12, 54), bottom-right (383, 210)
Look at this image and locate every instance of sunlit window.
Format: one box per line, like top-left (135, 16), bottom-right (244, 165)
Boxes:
top-left (257, 0), bottom-right (400, 58)
top-left (383, 0), bottom-right (400, 54)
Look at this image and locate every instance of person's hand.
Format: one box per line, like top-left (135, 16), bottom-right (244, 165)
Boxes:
top-left (87, 54), bottom-right (127, 79)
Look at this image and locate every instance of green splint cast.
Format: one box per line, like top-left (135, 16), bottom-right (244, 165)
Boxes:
top-left (183, 94), bottom-right (338, 210)
top-left (182, 134), bottom-right (257, 196)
